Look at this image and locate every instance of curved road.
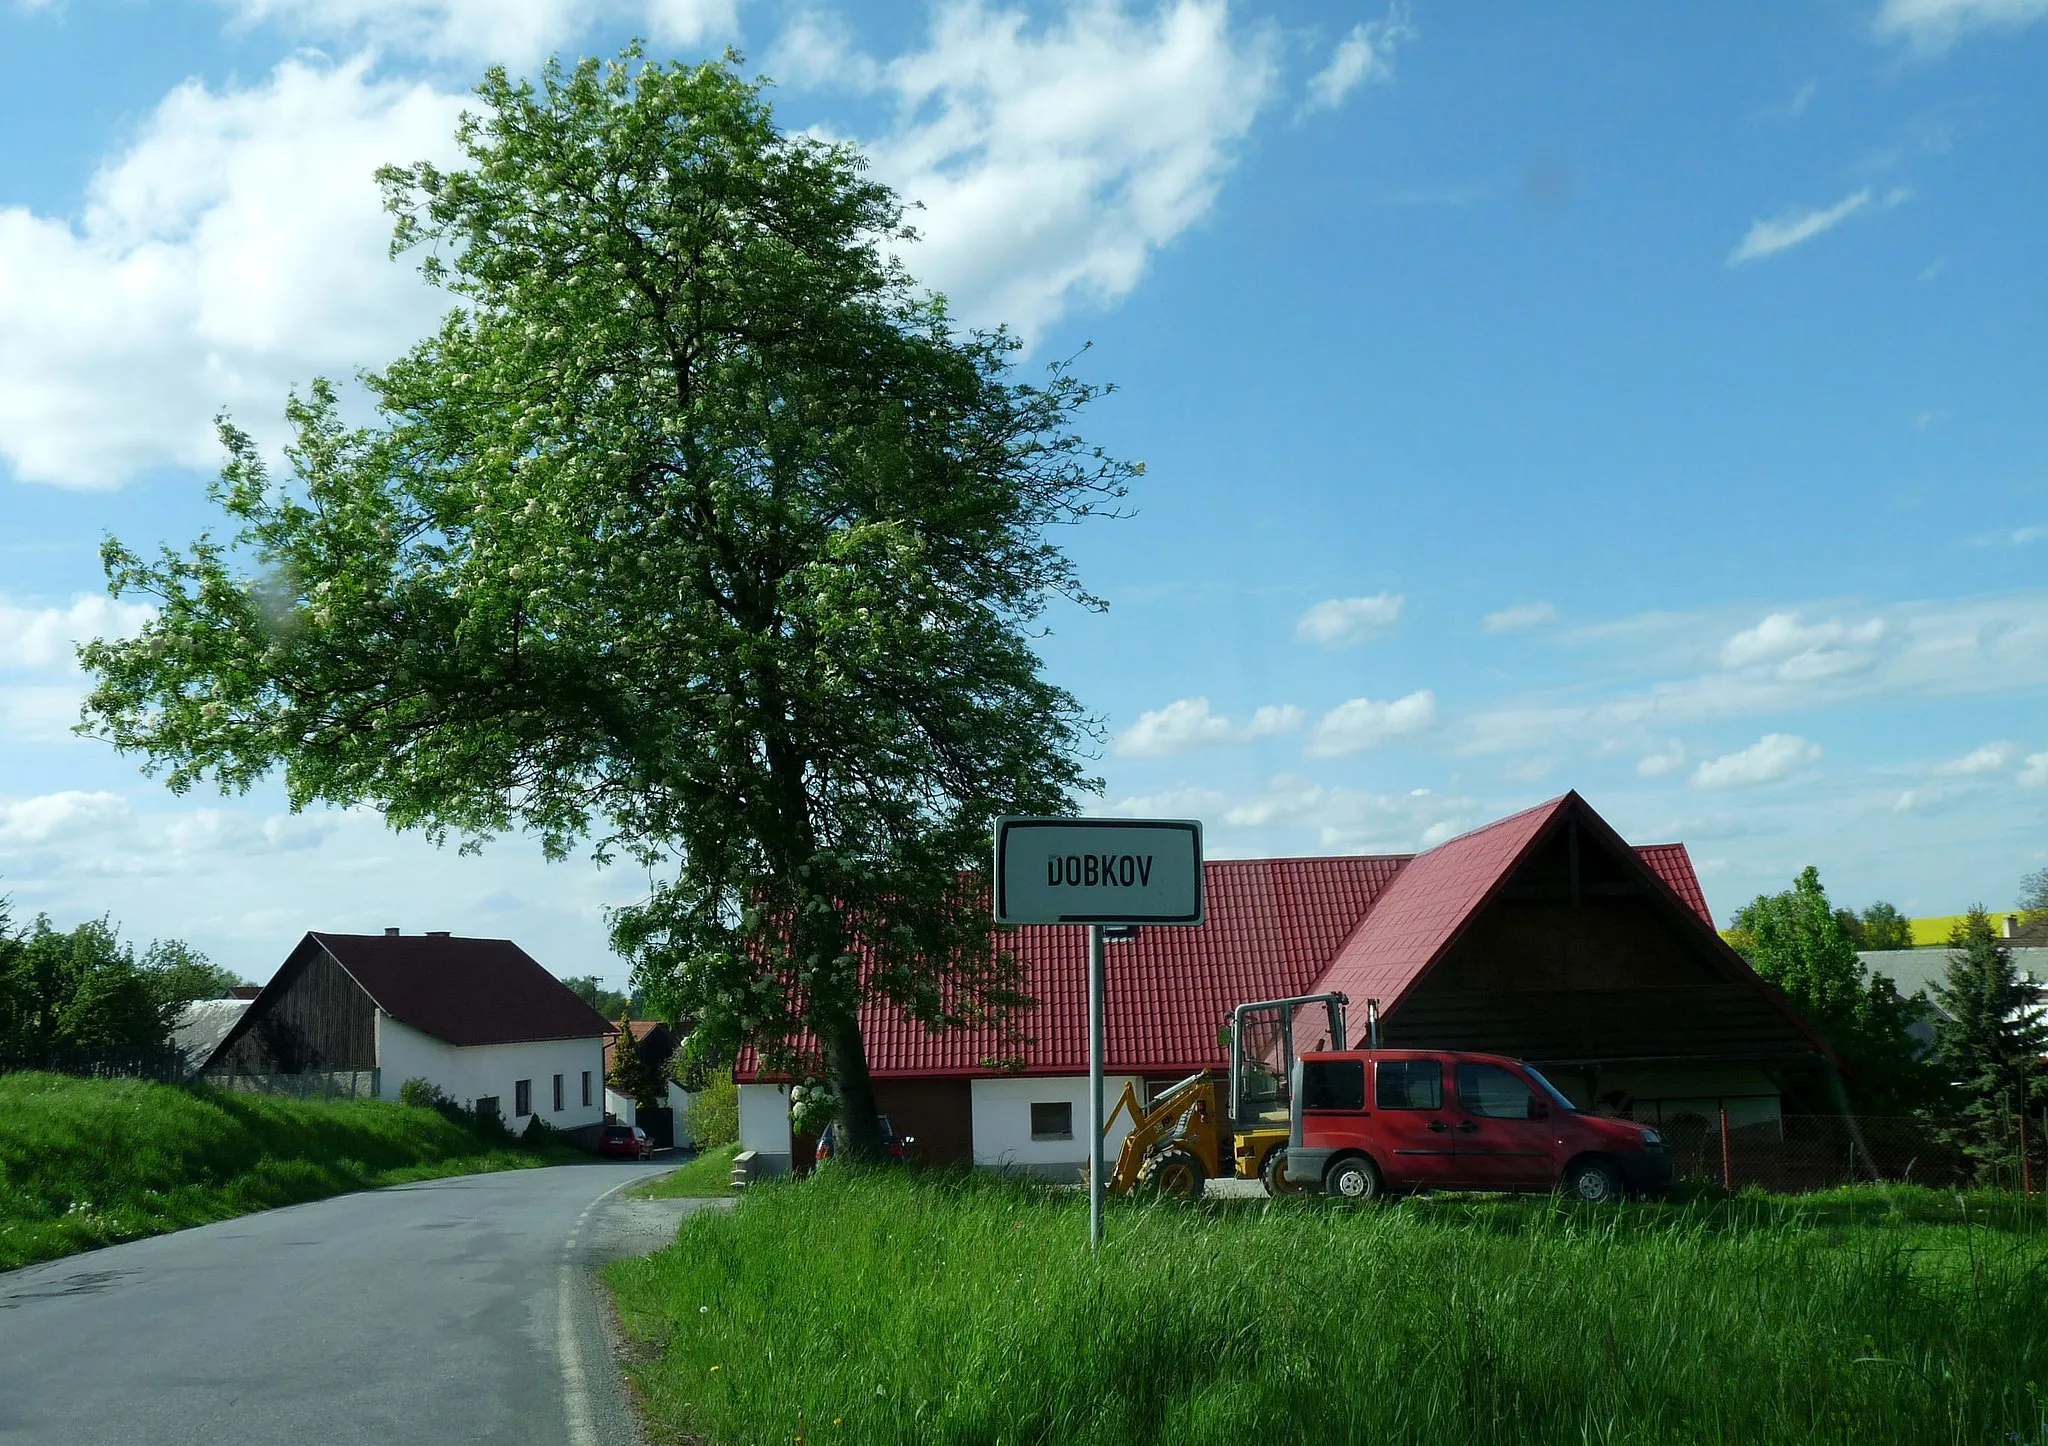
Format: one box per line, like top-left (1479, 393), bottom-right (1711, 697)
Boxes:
top-left (0, 1161), bottom-right (720, 1445)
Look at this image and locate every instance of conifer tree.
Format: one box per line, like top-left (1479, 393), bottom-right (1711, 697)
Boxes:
top-left (1931, 906), bottom-right (2047, 1180)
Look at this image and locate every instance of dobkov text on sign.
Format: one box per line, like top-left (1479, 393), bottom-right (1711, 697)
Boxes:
top-left (1047, 854), bottom-right (1154, 888)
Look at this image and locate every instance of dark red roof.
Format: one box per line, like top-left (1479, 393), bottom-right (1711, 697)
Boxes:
top-left (312, 933), bottom-right (614, 1047)
top-left (736, 796), bottom-right (1722, 1082)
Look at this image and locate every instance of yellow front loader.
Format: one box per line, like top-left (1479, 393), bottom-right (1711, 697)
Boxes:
top-left (1102, 992), bottom-right (1349, 1198)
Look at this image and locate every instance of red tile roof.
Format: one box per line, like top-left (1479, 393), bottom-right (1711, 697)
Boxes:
top-left (735, 804), bottom-right (1722, 1082)
top-left (312, 933), bottom-right (615, 1047)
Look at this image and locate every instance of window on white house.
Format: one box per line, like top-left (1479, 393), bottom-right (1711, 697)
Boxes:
top-left (581, 1071), bottom-right (592, 1107)
top-left (515, 1079), bottom-right (532, 1116)
top-left (553, 1074), bottom-right (564, 1112)
top-left (1030, 1101), bottom-right (1073, 1141)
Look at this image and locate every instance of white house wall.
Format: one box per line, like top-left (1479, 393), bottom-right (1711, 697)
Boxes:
top-left (971, 1075), bottom-right (1141, 1180)
top-left (376, 1013), bottom-right (606, 1133)
top-left (738, 1083), bottom-right (792, 1174)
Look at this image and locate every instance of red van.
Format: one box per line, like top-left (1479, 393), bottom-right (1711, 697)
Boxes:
top-left (1283, 1049), bottom-right (1671, 1203)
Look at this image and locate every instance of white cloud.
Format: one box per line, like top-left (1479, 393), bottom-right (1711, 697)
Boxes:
top-left (1482, 601), bottom-right (1557, 634)
top-left (1875, 0), bottom-right (2048, 53)
top-left (1720, 611), bottom-right (1887, 675)
top-left (2012, 525), bottom-right (2047, 545)
top-left (2020, 751), bottom-right (2048, 788)
top-left (210, 0), bottom-right (736, 66)
top-left (1305, 689), bottom-right (1436, 757)
top-left (1108, 773), bottom-right (1470, 853)
top-left (1295, 593), bottom-right (1404, 649)
top-left (0, 791), bottom-right (129, 844)
top-left (1113, 697), bottom-right (1303, 758)
top-left (1465, 591), bottom-right (2048, 755)
top-left (0, 595), bottom-right (155, 671)
top-left (1692, 734), bottom-right (1822, 790)
top-left (0, 56), bottom-right (466, 489)
top-left (1637, 741), bottom-right (1687, 779)
top-left (846, 0), bottom-right (1281, 340)
top-left (1298, 3), bottom-right (1414, 117)
top-left (1935, 741), bottom-right (2018, 776)
top-left (1727, 189), bottom-right (1871, 265)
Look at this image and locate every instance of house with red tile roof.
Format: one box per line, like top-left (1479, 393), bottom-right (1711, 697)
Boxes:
top-left (203, 930), bottom-right (616, 1145)
top-left (737, 792), bottom-right (1832, 1178)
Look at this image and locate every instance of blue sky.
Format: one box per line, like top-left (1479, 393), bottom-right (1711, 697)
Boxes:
top-left (1, 0), bottom-right (2044, 986)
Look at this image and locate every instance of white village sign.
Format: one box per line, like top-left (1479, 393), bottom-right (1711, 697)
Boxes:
top-left (992, 817), bottom-right (1205, 1246)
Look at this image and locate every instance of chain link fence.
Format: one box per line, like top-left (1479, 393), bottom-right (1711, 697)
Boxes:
top-left (1620, 1104), bottom-right (2045, 1193)
top-left (0, 1047), bottom-right (191, 1083)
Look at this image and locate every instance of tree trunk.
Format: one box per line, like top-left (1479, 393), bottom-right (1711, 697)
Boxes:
top-left (818, 996), bottom-right (885, 1163)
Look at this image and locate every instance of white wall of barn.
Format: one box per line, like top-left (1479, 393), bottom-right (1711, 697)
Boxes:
top-left (605, 1081), bottom-right (695, 1143)
top-left (375, 1013), bottom-right (607, 1132)
top-left (970, 1075), bottom-right (1142, 1179)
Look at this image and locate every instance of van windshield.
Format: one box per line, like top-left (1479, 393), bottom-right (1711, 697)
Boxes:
top-left (1523, 1067), bottom-right (1577, 1113)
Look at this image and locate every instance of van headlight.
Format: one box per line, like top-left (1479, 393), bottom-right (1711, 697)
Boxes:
top-left (1641, 1129), bottom-right (1664, 1147)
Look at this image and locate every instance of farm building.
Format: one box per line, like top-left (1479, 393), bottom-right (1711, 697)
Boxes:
top-left (604, 1019), bottom-right (697, 1148)
top-left (736, 792), bottom-right (1833, 1177)
top-left (202, 930), bottom-right (615, 1144)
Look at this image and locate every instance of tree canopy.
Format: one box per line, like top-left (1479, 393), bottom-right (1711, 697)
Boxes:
top-left (2021, 867), bottom-right (2048, 924)
top-left (1833, 900), bottom-right (1913, 951)
top-left (1728, 866), bottom-right (1932, 1110)
top-left (0, 903), bottom-right (235, 1061)
top-left (78, 50), bottom-right (1132, 1159)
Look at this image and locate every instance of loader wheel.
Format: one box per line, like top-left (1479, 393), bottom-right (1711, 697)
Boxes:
top-left (1324, 1155), bottom-right (1384, 1203)
top-left (1137, 1148), bottom-right (1208, 1199)
top-left (1260, 1146), bottom-right (1303, 1197)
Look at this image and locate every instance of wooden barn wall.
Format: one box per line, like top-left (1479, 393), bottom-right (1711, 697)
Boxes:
top-left (1383, 827), bottom-right (1816, 1069)
top-left (215, 949), bottom-right (377, 1074)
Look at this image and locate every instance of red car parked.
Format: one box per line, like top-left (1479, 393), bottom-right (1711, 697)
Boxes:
top-left (1284, 1049), bottom-right (1671, 1203)
top-left (597, 1123), bottom-right (652, 1160)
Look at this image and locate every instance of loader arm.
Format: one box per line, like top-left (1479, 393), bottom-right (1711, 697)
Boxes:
top-left (1103, 1070), bottom-right (1225, 1193)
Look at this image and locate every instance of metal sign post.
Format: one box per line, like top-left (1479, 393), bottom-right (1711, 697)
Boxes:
top-left (1087, 923), bottom-right (1106, 1248)
top-left (993, 817), bottom-right (1204, 1251)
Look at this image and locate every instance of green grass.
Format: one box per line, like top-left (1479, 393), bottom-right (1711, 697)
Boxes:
top-left (0, 1072), bottom-right (579, 1270)
top-left (605, 1170), bottom-right (2048, 1446)
top-left (631, 1142), bottom-right (742, 1200)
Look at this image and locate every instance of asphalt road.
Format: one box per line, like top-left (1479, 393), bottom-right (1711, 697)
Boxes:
top-left (0, 1160), bottom-right (723, 1446)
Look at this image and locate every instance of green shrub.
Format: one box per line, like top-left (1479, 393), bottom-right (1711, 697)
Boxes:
top-left (685, 1071), bottom-right (737, 1148)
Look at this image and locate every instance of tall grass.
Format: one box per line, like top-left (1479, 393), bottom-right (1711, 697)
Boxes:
top-left (0, 1071), bottom-right (569, 1269)
top-left (606, 1170), bottom-right (2048, 1446)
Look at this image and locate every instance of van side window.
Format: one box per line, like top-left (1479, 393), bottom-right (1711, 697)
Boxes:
top-left (1300, 1060), bottom-right (1365, 1111)
top-left (1455, 1063), bottom-right (1537, 1119)
top-left (1376, 1058), bottom-right (1443, 1110)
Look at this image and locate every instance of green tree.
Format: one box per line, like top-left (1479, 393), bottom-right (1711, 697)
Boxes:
top-left (1730, 866), bottom-right (1933, 1111)
top-left (78, 51), bottom-right (1127, 1162)
top-left (562, 975), bottom-right (631, 1020)
top-left (2020, 867), bottom-right (2048, 924)
top-left (607, 1013), bottom-right (665, 1114)
top-left (0, 915), bottom-right (174, 1058)
top-left (1856, 901), bottom-right (1914, 951)
top-left (138, 939), bottom-right (250, 1014)
top-left (1931, 906), bottom-right (2047, 1181)
top-left (684, 1070), bottom-right (738, 1148)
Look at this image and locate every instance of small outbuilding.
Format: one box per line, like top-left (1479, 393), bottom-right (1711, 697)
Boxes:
top-left (202, 930), bottom-right (615, 1145)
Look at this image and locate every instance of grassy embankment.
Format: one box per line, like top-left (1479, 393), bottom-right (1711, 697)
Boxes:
top-left (608, 1169), bottom-right (2048, 1446)
top-left (632, 1142), bottom-right (742, 1200)
top-left (0, 1071), bottom-right (579, 1270)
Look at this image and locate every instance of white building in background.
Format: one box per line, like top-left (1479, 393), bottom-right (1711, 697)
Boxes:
top-left (202, 929), bottom-right (614, 1144)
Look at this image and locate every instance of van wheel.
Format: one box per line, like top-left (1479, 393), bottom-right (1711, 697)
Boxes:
top-left (1563, 1158), bottom-right (1624, 1204)
top-left (1261, 1146), bottom-right (1302, 1197)
top-left (1324, 1155), bottom-right (1383, 1202)
top-left (1138, 1148), bottom-right (1207, 1199)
